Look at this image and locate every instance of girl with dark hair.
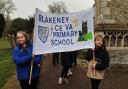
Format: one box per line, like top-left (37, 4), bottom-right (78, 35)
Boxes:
top-left (12, 31), bottom-right (43, 89)
top-left (86, 34), bottom-right (110, 89)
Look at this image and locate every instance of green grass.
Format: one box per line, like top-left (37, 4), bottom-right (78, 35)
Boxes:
top-left (0, 38), bottom-right (10, 49)
top-left (0, 38), bottom-right (15, 89)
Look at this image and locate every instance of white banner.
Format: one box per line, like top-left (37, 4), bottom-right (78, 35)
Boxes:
top-left (33, 8), bottom-right (94, 54)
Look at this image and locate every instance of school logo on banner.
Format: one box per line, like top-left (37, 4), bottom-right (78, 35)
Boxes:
top-left (38, 26), bottom-right (49, 43)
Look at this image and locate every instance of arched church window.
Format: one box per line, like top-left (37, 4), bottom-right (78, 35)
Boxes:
top-left (110, 32), bottom-right (113, 35)
top-left (104, 35), bottom-right (109, 47)
top-left (121, 32), bottom-right (126, 35)
top-left (114, 32), bottom-right (117, 35)
top-left (107, 32), bottom-right (111, 35)
top-left (110, 35), bottom-right (116, 47)
top-left (117, 35), bottom-right (123, 47)
top-left (124, 35), bottom-right (128, 47)
top-left (104, 32), bottom-right (107, 35)
top-left (117, 32), bottom-right (120, 35)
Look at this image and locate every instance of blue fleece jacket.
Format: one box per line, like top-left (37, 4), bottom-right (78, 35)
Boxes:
top-left (12, 43), bottom-right (43, 81)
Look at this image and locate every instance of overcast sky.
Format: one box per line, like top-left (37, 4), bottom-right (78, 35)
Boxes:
top-left (10, 0), bottom-right (94, 19)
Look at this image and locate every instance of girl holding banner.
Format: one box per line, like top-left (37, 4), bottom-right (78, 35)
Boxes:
top-left (12, 31), bottom-right (43, 89)
top-left (86, 35), bottom-right (110, 89)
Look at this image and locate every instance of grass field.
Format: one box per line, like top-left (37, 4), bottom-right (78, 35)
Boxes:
top-left (0, 38), bottom-right (15, 89)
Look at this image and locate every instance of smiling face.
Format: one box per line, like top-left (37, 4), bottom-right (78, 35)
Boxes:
top-left (17, 33), bottom-right (26, 45)
top-left (95, 36), bottom-right (103, 47)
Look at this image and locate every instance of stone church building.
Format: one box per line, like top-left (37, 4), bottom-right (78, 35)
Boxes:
top-left (94, 0), bottom-right (128, 64)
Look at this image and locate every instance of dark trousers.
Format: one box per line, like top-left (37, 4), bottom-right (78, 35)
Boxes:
top-left (73, 54), bottom-right (77, 66)
top-left (72, 51), bottom-right (77, 66)
top-left (61, 65), bottom-right (70, 78)
top-left (20, 79), bottom-right (39, 89)
top-left (53, 53), bottom-right (59, 66)
top-left (91, 78), bottom-right (101, 89)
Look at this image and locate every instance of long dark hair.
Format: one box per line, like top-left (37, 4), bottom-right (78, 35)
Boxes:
top-left (95, 34), bottom-right (106, 50)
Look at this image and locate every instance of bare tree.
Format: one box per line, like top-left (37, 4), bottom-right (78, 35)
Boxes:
top-left (3, 12), bottom-right (11, 36)
top-left (0, 0), bottom-right (16, 15)
top-left (0, 13), bottom-right (5, 38)
top-left (48, 1), bottom-right (67, 14)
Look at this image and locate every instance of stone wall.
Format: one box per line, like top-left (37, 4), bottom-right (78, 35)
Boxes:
top-left (108, 49), bottom-right (128, 64)
top-left (95, 0), bottom-right (128, 25)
